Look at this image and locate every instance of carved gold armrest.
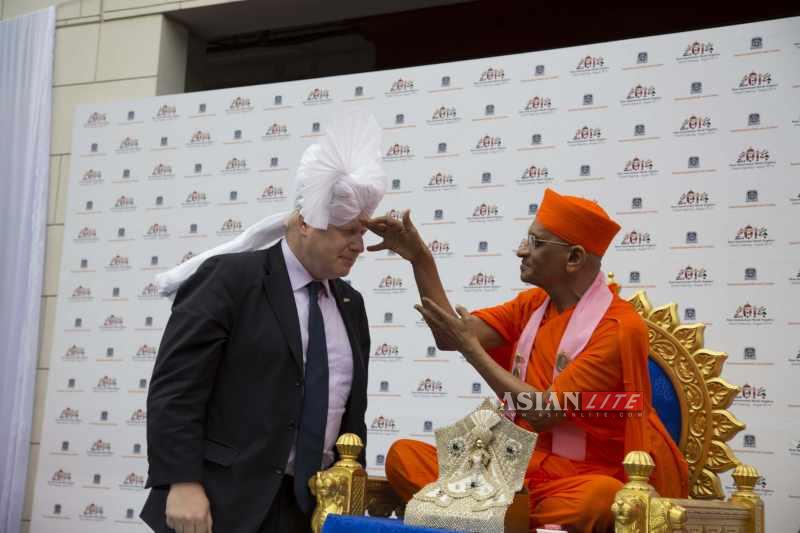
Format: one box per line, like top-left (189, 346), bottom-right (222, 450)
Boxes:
top-left (309, 434), bottom-right (367, 533)
top-left (310, 433), bottom-right (532, 533)
top-left (612, 451), bottom-right (764, 533)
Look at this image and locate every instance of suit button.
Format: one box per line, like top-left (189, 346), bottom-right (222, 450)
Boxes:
top-left (275, 468), bottom-right (283, 475)
top-left (295, 380), bottom-right (302, 387)
top-left (288, 420), bottom-right (296, 430)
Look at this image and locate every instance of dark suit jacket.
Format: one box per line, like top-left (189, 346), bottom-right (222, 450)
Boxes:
top-left (141, 243), bottom-right (370, 533)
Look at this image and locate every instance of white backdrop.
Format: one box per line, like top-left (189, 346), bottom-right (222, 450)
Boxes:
top-left (31, 16), bottom-right (800, 532)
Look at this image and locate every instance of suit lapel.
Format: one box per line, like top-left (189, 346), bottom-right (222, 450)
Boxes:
top-left (330, 280), bottom-right (364, 380)
top-left (262, 243), bottom-right (303, 371)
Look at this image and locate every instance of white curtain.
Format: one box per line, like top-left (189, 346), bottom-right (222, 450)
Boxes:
top-left (0, 7), bottom-right (55, 533)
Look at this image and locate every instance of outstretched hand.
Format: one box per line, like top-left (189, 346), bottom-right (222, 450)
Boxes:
top-left (366, 210), bottom-right (427, 261)
top-left (414, 297), bottom-right (483, 360)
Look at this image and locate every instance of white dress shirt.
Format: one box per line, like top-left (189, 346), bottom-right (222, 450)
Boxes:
top-left (281, 239), bottom-right (354, 472)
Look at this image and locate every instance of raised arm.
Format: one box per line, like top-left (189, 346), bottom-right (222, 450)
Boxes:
top-left (367, 210), bottom-right (504, 351)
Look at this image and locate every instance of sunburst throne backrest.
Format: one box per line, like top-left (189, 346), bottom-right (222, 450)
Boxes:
top-left (613, 275), bottom-right (746, 500)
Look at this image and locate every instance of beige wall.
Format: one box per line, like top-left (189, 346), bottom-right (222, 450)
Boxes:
top-left (0, 1), bottom-right (237, 531)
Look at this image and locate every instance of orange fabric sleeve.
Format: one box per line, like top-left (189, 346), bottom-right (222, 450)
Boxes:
top-left (472, 288), bottom-right (548, 344)
top-left (472, 288), bottom-right (548, 370)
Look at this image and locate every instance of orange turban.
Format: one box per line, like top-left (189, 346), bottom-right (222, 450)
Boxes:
top-left (535, 188), bottom-right (621, 256)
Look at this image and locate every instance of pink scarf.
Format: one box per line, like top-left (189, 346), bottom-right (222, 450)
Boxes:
top-left (508, 272), bottom-right (612, 461)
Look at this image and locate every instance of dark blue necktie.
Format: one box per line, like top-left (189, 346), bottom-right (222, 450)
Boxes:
top-left (294, 281), bottom-right (329, 513)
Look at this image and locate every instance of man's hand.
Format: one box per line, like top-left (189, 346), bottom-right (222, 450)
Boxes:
top-left (366, 210), bottom-right (428, 261)
top-left (166, 482), bottom-right (213, 533)
top-left (414, 297), bottom-right (483, 358)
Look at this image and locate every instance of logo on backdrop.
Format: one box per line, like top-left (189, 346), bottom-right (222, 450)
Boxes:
top-left (568, 126), bottom-right (605, 146)
top-left (79, 503), bottom-right (106, 521)
top-left (374, 275), bottom-right (406, 294)
top-left (474, 66), bottom-right (509, 86)
top-left (372, 343), bottom-right (402, 362)
top-left (217, 218), bottom-right (243, 236)
top-left (427, 239), bottom-right (453, 258)
top-left (87, 439), bottom-right (113, 456)
top-left (387, 78), bottom-right (417, 96)
top-left (139, 283), bottom-right (160, 300)
top-left (726, 303), bottom-right (774, 326)
top-left (304, 88), bottom-right (331, 104)
top-left (464, 272), bottom-right (500, 292)
top-left (384, 143), bottom-right (413, 161)
top-left (134, 344), bottom-right (157, 362)
top-left (263, 123), bottom-right (290, 140)
top-left (154, 104), bottom-right (178, 120)
top-left (618, 157), bottom-right (658, 178)
top-left (109, 195), bottom-right (135, 212)
top-left (127, 409), bottom-right (146, 426)
top-left (144, 223), bottom-right (169, 239)
top-left (733, 383), bottom-right (774, 407)
top-left (674, 115), bottom-right (716, 136)
top-left (106, 255), bottom-right (130, 271)
top-left (222, 157), bottom-right (248, 173)
top-left (149, 163), bottom-right (174, 180)
top-left (413, 377), bottom-right (446, 397)
top-left (515, 164), bottom-right (552, 185)
top-left (733, 71), bottom-right (777, 94)
top-left (669, 265), bottom-right (713, 287)
top-left (69, 286), bottom-right (92, 302)
top-left (120, 472), bottom-right (146, 490)
top-left (621, 84), bottom-right (660, 105)
top-left (182, 190), bottom-right (208, 207)
top-left (615, 230), bottom-right (656, 251)
top-left (74, 227), bottom-right (97, 243)
top-left (56, 407), bottom-right (81, 424)
top-left (227, 96), bottom-right (253, 113)
top-left (730, 147), bottom-right (775, 170)
top-left (80, 169), bottom-right (103, 185)
top-left (49, 469), bottom-right (74, 487)
top-left (788, 439), bottom-right (800, 457)
top-left (677, 41), bottom-right (718, 62)
top-left (468, 203), bottom-right (503, 222)
top-left (519, 96), bottom-right (556, 116)
top-left (188, 130), bottom-right (212, 146)
top-left (728, 225), bottom-right (774, 247)
top-left (85, 112), bottom-right (108, 127)
top-left (94, 375), bottom-right (119, 391)
top-left (369, 415), bottom-right (399, 434)
top-left (63, 345), bottom-right (87, 362)
top-left (670, 190), bottom-right (715, 211)
top-left (471, 135), bottom-right (505, 154)
top-left (257, 185), bottom-right (287, 202)
top-left (116, 136), bottom-right (141, 153)
top-left (427, 106), bottom-right (460, 125)
top-left (424, 171), bottom-right (457, 191)
top-left (571, 55), bottom-right (608, 75)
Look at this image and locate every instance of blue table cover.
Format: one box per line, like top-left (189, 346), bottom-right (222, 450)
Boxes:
top-left (323, 515), bottom-right (466, 533)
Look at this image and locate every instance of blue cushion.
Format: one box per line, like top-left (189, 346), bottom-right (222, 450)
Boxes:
top-left (323, 515), bottom-right (466, 533)
top-left (648, 357), bottom-right (682, 445)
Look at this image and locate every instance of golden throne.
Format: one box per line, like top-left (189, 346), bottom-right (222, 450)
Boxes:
top-left (311, 282), bottom-right (764, 533)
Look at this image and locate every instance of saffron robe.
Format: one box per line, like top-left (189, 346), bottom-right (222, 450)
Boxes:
top-left (386, 287), bottom-right (688, 532)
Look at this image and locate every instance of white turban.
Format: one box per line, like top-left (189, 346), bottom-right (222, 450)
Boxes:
top-left (155, 110), bottom-right (387, 296)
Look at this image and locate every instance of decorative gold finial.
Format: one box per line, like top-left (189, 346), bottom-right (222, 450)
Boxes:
top-left (623, 450), bottom-right (655, 484)
top-left (310, 434), bottom-right (367, 533)
top-left (335, 433), bottom-right (364, 467)
top-left (731, 464), bottom-right (759, 493)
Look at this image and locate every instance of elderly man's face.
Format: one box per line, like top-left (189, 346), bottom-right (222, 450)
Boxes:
top-left (304, 215), bottom-right (368, 279)
top-left (516, 221), bottom-right (571, 288)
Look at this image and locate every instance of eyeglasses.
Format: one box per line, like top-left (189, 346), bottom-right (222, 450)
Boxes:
top-left (520, 234), bottom-right (572, 250)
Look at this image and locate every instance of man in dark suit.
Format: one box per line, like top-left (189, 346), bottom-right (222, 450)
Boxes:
top-left (141, 211), bottom-right (371, 533)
